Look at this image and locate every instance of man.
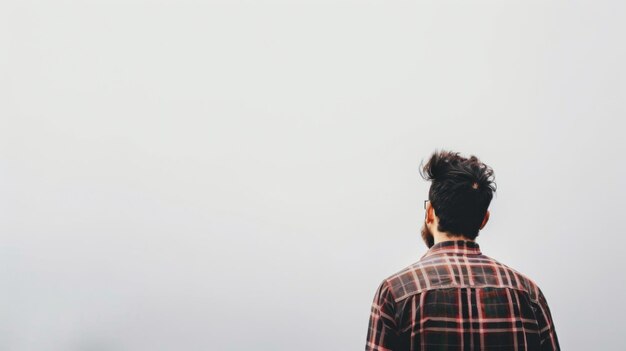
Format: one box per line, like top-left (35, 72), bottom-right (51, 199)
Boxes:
top-left (365, 150), bottom-right (560, 351)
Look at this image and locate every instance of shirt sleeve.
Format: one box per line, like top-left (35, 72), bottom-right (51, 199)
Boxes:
top-left (365, 279), bottom-right (398, 351)
top-left (535, 286), bottom-right (561, 351)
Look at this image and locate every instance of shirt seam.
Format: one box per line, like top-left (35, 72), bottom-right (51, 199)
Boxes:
top-left (392, 284), bottom-right (541, 305)
top-left (382, 279), bottom-right (401, 333)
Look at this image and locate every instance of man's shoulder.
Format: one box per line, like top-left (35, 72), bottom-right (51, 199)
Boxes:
top-left (485, 256), bottom-right (544, 301)
top-left (380, 255), bottom-right (454, 302)
top-left (381, 253), bottom-right (543, 304)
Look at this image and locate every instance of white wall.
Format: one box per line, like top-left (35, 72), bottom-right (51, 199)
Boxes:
top-left (1, 0), bottom-right (624, 350)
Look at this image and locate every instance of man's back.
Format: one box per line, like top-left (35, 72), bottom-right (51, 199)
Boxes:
top-left (366, 240), bottom-right (560, 351)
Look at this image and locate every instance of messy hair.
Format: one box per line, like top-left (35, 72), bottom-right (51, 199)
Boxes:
top-left (419, 149), bottom-right (497, 240)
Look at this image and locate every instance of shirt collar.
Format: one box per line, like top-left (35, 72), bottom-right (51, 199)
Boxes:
top-left (421, 240), bottom-right (482, 259)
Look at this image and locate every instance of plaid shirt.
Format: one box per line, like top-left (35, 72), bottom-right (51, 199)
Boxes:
top-left (366, 240), bottom-right (560, 351)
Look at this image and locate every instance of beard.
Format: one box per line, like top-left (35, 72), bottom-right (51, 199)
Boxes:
top-left (421, 221), bottom-right (435, 249)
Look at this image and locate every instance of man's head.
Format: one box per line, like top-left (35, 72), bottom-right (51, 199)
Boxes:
top-left (419, 150), bottom-right (497, 248)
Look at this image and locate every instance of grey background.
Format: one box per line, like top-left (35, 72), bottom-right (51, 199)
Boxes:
top-left (1, 0), bottom-right (625, 350)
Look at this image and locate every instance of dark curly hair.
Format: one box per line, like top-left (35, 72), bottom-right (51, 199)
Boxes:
top-left (419, 149), bottom-right (497, 240)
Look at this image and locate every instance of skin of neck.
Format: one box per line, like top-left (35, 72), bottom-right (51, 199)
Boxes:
top-left (425, 202), bottom-right (489, 245)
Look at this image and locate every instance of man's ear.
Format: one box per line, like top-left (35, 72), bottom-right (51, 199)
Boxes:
top-left (426, 203), bottom-right (435, 224)
top-left (479, 210), bottom-right (490, 230)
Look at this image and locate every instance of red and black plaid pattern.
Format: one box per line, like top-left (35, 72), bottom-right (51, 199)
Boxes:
top-left (366, 240), bottom-right (560, 350)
